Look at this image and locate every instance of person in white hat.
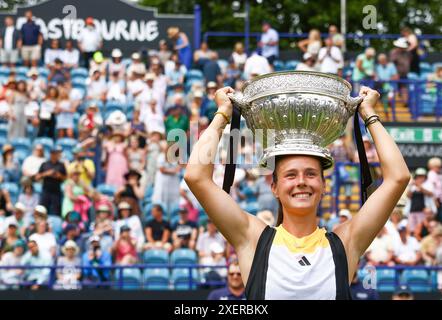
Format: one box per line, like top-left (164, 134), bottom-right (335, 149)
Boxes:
top-left (108, 48), bottom-right (125, 80)
top-left (114, 201), bottom-right (144, 250)
top-left (3, 202), bottom-right (28, 236)
top-left (127, 52), bottom-right (146, 79)
top-left (55, 240), bottom-right (81, 289)
top-left (390, 37), bottom-right (412, 80)
top-left (295, 52), bottom-right (317, 72)
top-left (185, 84), bottom-right (410, 300)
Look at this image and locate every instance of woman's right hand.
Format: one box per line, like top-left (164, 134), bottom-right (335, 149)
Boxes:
top-left (215, 86), bottom-right (235, 118)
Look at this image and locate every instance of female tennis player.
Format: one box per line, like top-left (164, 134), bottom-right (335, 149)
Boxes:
top-left (184, 86), bottom-right (410, 300)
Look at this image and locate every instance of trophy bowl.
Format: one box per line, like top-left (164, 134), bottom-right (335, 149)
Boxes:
top-left (229, 71), bottom-right (362, 169)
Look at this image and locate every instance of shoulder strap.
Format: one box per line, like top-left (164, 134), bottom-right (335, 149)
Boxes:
top-left (325, 232), bottom-right (352, 300)
top-left (245, 225), bottom-right (276, 300)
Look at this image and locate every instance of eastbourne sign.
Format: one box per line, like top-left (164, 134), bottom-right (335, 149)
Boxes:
top-left (0, 0), bottom-right (194, 53)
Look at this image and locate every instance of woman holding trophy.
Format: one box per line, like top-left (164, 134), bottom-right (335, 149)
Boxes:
top-left (184, 71), bottom-right (410, 300)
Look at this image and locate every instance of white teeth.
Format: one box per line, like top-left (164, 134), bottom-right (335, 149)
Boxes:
top-left (293, 193), bottom-right (311, 198)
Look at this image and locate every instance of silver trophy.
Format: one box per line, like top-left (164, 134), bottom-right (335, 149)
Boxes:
top-left (229, 71), bottom-right (362, 169)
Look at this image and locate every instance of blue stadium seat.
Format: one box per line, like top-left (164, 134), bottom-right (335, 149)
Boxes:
top-left (14, 149), bottom-right (29, 164)
top-left (171, 268), bottom-right (199, 290)
top-left (33, 137), bottom-right (54, 156)
top-left (11, 137), bottom-right (32, 153)
top-left (1, 183), bottom-right (19, 204)
top-left (273, 60), bottom-right (285, 72)
top-left (48, 215), bottom-right (63, 238)
top-left (186, 69), bottom-right (204, 81)
top-left (0, 66), bottom-right (10, 77)
top-left (72, 77), bottom-right (86, 89)
top-left (38, 67), bottom-right (50, 78)
top-left (143, 268), bottom-right (170, 290)
top-left (96, 184), bottom-right (117, 198)
top-left (401, 269), bottom-right (431, 292)
top-left (170, 215), bottom-right (180, 229)
top-left (61, 150), bottom-right (74, 162)
top-left (198, 214), bottom-right (209, 227)
top-left (16, 66), bottom-right (29, 77)
top-left (143, 249), bottom-right (169, 265)
top-left (376, 269), bottom-right (396, 292)
top-left (433, 62), bottom-right (442, 72)
top-left (114, 268), bottom-right (142, 290)
top-left (170, 249), bottom-right (197, 265)
top-left (56, 138), bottom-right (77, 152)
top-left (0, 123), bottom-right (8, 138)
top-left (105, 101), bottom-right (125, 114)
top-left (244, 202), bottom-right (259, 215)
top-left (285, 60), bottom-right (299, 70)
top-left (0, 136), bottom-right (6, 149)
top-left (71, 68), bottom-right (89, 79)
top-left (217, 59), bottom-right (228, 72)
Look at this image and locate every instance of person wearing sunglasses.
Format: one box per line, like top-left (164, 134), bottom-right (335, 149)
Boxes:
top-left (207, 261), bottom-right (246, 300)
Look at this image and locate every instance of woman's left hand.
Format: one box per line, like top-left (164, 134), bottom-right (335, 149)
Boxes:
top-left (358, 86), bottom-right (380, 121)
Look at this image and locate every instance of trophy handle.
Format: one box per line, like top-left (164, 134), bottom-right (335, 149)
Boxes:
top-left (227, 92), bottom-right (248, 112)
top-left (346, 95), bottom-right (364, 112)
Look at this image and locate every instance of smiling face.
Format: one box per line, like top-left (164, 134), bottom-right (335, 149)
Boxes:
top-left (271, 155), bottom-right (325, 217)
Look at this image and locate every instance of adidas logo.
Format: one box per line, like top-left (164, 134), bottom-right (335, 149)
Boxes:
top-left (298, 256), bottom-right (311, 266)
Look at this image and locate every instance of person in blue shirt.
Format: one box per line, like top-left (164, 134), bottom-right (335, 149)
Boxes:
top-left (81, 235), bottom-right (112, 287)
top-left (375, 53), bottom-right (399, 119)
top-left (207, 262), bottom-right (246, 300)
top-left (20, 10), bottom-right (42, 67)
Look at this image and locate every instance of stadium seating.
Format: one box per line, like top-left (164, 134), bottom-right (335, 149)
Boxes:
top-left (33, 137), bottom-right (54, 156)
top-left (96, 184), bottom-right (117, 198)
top-left (143, 268), bottom-right (170, 290)
top-left (71, 68), bottom-right (88, 79)
top-left (143, 249), bottom-right (169, 265)
top-left (48, 215), bottom-right (63, 239)
top-left (1, 182), bottom-right (20, 204)
top-left (401, 269), bottom-right (432, 292)
top-left (56, 138), bottom-right (77, 153)
top-left (0, 124), bottom-right (8, 138)
top-left (170, 249), bottom-right (197, 265)
top-left (114, 268), bottom-right (143, 290)
top-left (171, 268), bottom-right (199, 290)
top-left (376, 269), bottom-right (397, 292)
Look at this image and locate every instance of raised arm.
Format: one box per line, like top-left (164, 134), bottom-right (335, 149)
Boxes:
top-left (184, 87), bottom-right (265, 250)
top-left (336, 87), bottom-right (411, 271)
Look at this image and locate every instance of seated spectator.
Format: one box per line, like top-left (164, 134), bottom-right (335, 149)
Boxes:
top-left (332, 209), bottom-right (352, 232)
top-left (61, 169), bottom-right (92, 221)
top-left (67, 147), bottom-right (96, 188)
top-left (165, 104), bottom-right (189, 136)
top-left (55, 240), bottom-right (81, 290)
top-left (90, 196), bottom-right (114, 222)
top-left (29, 220), bottom-right (57, 260)
top-left (317, 37), bottom-right (343, 76)
top-left (0, 221), bottom-right (22, 255)
top-left (126, 136), bottom-right (146, 173)
top-left (405, 168), bottom-right (436, 233)
top-left (179, 178), bottom-right (200, 223)
top-left (126, 66), bottom-right (146, 99)
top-left (59, 223), bottom-right (82, 249)
top-left (81, 235), bottom-right (112, 285)
top-left (297, 28), bottom-right (322, 57)
top-left (420, 223), bottom-right (442, 266)
top-left (37, 86), bottom-right (58, 138)
top-left (86, 69), bottom-right (107, 102)
top-left (21, 240), bottom-right (52, 290)
top-left (243, 51), bottom-right (271, 80)
top-left (113, 201), bottom-right (144, 251)
top-left (414, 208), bottom-right (437, 241)
top-left (129, 111), bottom-right (148, 147)
top-left (90, 51), bottom-right (108, 75)
top-left (166, 58), bottom-right (186, 87)
top-left (23, 205), bottom-right (48, 238)
top-left (172, 208), bottom-right (198, 250)
top-left (188, 90), bottom-right (204, 122)
top-left (0, 144), bottom-right (20, 183)
top-left (203, 52), bottom-right (222, 86)
top-left (143, 204), bottom-right (172, 252)
top-left (127, 52), bottom-right (146, 79)
top-left (393, 223), bottom-right (422, 265)
top-left (62, 211), bottom-right (86, 234)
top-left (365, 227), bottom-right (395, 266)
top-left (193, 42), bottom-right (213, 70)
top-left (108, 48), bottom-right (125, 80)
top-left (26, 68), bottom-right (46, 101)
top-left (115, 169), bottom-right (144, 216)
top-left (224, 58), bottom-right (241, 88)
top-left (0, 239), bottom-right (26, 288)
top-left (78, 102), bottom-right (103, 135)
top-left (426, 65), bottom-right (442, 95)
top-left (60, 40), bottom-right (79, 70)
top-left (111, 225), bottom-right (138, 265)
top-left (48, 58), bottom-right (70, 85)
top-left (55, 87), bottom-right (77, 138)
top-left (44, 39), bottom-right (63, 69)
top-left (200, 242), bottom-right (227, 282)
top-left (375, 53), bottom-right (399, 82)
top-left (352, 47), bottom-right (376, 83)
top-left (230, 42), bottom-right (247, 70)
top-left (207, 261), bottom-right (246, 300)
top-left (157, 39), bottom-right (172, 66)
top-left (21, 144), bottom-right (46, 180)
top-left (4, 202), bottom-right (29, 237)
top-left (196, 220), bottom-right (226, 260)
top-left (106, 71), bottom-right (126, 103)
